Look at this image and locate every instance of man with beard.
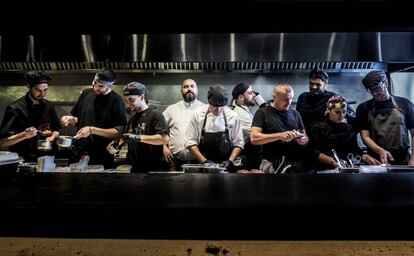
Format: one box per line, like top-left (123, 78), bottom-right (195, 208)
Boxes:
top-left (185, 85), bottom-right (244, 172)
top-left (356, 70), bottom-right (414, 165)
top-left (0, 70), bottom-right (61, 161)
top-left (162, 79), bottom-right (205, 171)
top-left (230, 83), bottom-right (266, 170)
top-left (61, 68), bottom-right (127, 168)
top-left (296, 68), bottom-right (356, 132)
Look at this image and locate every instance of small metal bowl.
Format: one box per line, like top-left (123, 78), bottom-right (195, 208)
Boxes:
top-left (37, 139), bottom-right (52, 151)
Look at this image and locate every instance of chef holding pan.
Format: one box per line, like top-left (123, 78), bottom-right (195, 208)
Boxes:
top-left (60, 68), bottom-right (127, 169)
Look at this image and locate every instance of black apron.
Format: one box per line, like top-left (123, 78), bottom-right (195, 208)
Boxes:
top-left (368, 96), bottom-right (410, 164)
top-left (198, 109), bottom-right (232, 163)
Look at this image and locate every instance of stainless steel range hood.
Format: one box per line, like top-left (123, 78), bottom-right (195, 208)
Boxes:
top-left (0, 32), bottom-right (412, 72)
top-left (0, 61), bottom-right (386, 72)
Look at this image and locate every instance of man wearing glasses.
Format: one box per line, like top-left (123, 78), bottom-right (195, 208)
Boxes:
top-left (296, 68), bottom-right (356, 132)
top-left (356, 70), bottom-right (414, 165)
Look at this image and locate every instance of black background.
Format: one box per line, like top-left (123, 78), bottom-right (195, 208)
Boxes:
top-left (1, 0), bottom-right (414, 241)
top-left (0, 0), bottom-right (413, 34)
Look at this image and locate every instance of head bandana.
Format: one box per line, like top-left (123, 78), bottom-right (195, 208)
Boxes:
top-left (327, 95), bottom-right (347, 110)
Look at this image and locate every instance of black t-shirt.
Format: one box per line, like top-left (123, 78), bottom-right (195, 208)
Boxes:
top-left (308, 118), bottom-right (361, 170)
top-left (251, 105), bottom-right (305, 161)
top-left (296, 90), bottom-right (356, 131)
top-left (70, 89), bottom-right (127, 167)
top-left (356, 95), bottom-right (414, 131)
top-left (0, 94), bottom-right (61, 162)
top-left (125, 106), bottom-right (168, 172)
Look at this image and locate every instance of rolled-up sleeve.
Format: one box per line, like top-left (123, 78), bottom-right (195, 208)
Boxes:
top-left (230, 114), bottom-right (245, 149)
top-left (185, 112), bottom-right (200, 149)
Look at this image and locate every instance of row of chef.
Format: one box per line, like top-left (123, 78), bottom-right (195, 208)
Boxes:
top-left (1, 68), bottom-right (413, 173)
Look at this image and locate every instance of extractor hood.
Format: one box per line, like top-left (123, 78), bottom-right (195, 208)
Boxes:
top-left (0, 61), bottom-right (387, 72)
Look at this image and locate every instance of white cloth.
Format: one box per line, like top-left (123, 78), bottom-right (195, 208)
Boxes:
top-left (163, 100), bottom-right (205, 158)
top-left (232, 103), bottom-right (253, 141)
top-left (185, 105), bottom-right (245, 149)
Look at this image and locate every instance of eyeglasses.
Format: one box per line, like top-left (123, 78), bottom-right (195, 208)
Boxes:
top-left (366, 81), bottom-right (387, 94)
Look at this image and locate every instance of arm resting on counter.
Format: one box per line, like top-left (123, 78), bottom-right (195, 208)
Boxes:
top-left (318, 153), bottom-right (337, 167)
top-left (188, 145), bottom-right (207, 163)
top-left (361, 130), bottom-right (394, 164)
top-left (228, 147), bottom-right (242, 162)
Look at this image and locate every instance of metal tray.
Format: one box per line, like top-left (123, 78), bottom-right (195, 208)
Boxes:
top-left (181, 164), bottom-right (227, 173)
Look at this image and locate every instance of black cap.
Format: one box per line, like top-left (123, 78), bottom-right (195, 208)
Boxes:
top-left (95, 68), bottom-right (116, 84)
top-left (208, 85), bottom-right (228, 107)
top-left (232, 83), bottom-right (250, 99)
top-left (309, 68), bottom-right (329, 82)
top-left (23, 70), bottom-right (51, 87)
top-left (362, 70), bottom-right (387, 89)
top-left (123, 82), bottom-right (148, 96)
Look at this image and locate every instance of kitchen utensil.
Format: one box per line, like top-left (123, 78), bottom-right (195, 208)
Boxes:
top-left (331, 149), bottom-right (343, 168)
top-left (347, 153), bottom-right (361, 167)
top-left (37, 139), bottom-right (52, 151)
top-left (181, 163), bottom-right (227, 173)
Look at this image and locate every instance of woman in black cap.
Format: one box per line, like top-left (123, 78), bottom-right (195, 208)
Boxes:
top-left (0, 70), bottom-right (61, 161)
top-left (356, 70), bottom-right (414, 165)
top-left (308, 95), bottom-right (380, 171)
top-left (185, 84), bottom-right (244, 172)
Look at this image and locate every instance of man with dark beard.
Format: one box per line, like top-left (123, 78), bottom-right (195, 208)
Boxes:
top-left (163, 78), bottom-right (205, 170)
top-left (0, 70), bottom-right (61, 162)
top-left (230, 83), bottom-right (266, 170)
top-left (296, 68), bottom-right (356, 132)
top-left (61, 68), bottom-right (127, 168)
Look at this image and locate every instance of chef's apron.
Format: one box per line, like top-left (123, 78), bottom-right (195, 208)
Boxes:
top-left (198, 109), bottom-right (232, 163)
top-left (368, 96), bottom-right (410, 164)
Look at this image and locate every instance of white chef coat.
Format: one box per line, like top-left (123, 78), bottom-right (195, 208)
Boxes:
top-left (163, 99), bottom-right (205, 159)
top-left (232, 103), bottom-right (253, 141)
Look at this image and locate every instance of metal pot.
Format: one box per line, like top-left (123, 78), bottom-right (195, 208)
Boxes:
top-left (57, 136), bottom-right (75, 149)
top-left (37, 139), bottom-right (52, 151)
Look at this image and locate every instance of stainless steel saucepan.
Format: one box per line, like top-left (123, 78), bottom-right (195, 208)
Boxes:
top-left (56, 135), bottom-right (76, 149)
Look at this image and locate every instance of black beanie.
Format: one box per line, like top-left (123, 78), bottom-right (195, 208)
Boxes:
top-left (309, 68), bottom-right (329, 82)
top-left (23, 70), bottom-right (51, 87)
top-left (362, 70), bottom-right (387, 89)
top-left (208, 85), bottom-right (228, 107)
top-left (232, 83), bottom-right (250, 99)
